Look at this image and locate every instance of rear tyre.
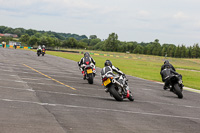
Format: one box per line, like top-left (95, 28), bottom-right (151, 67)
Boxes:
top-left (109, 84), bottom-right (123, 101)
top-left (37, 51), bottom-right (41, 56)
top-left (174, 83), bottom-right (183, 99)
top-left (88, 74), bottom-right (93, 84)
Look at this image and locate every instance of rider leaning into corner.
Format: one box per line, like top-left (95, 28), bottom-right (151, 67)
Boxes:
top-left (78, 52), bottom-right (96, 79)
top-left (160, 60), bottom-right (183, 90)
top-left (101, 60), bottom-right (134, 100)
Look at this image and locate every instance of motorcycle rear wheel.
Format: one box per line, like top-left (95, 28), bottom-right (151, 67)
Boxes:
top-left (109, 84), bottom-right (123, 101)
top-left (174, 83), bottom-right (183, 99)
top-left (88, 74), bottom-right (93, 84)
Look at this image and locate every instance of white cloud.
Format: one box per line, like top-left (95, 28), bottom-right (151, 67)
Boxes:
top-left (138, 10), bottom-right (150, 17)
top-left (173, 11), bottom-right (189, 20)
top-left (0, 0), bottom-right (200, 46)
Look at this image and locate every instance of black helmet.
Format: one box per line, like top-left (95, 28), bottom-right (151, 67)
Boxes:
top-left (84, 52), bottom-right (90, 57)
top-left (104, 60), bottom-right (112, 67)
top-left (164, 60), bottom-right (169, 64)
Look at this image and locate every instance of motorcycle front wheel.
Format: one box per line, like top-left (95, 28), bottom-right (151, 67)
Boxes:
top-left (128, 94), bottom-right (134, 101)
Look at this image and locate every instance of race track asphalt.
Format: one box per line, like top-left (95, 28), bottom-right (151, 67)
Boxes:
top-left (0, 48), bottom-right (200, 133)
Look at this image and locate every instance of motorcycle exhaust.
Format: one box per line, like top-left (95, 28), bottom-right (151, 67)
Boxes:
top-left (112, 79), bottom-right (123, 88)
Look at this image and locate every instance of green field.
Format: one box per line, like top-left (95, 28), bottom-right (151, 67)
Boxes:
top-left (38, 50), bottom-right (200, 90)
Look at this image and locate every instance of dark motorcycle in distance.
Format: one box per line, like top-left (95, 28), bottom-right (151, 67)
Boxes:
top-left (37, 49), bottom-right (41, 56)
top-left (102, 73), bottom-right (134, 101)
top-left (167, 75), bottom-right (183, 99)
top-left (37, 48), bottom-right (45, 56)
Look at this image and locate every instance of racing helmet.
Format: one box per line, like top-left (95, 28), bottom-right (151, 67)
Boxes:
top-left (164, 60), bottom-right (169, 64)
top-left (104, 60), bottom-right (112, 67)
top-left (84, 52), bottom-right (90, 57)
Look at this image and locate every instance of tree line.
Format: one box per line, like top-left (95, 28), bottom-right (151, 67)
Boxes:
top-left (0, 26), bottom-right (199, 58)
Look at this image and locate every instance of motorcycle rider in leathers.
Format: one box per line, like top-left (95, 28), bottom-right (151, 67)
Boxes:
top-left (160, 65), bottom-right (183, 90)
top-left (78, 52), bottom-right (96, 79)
top-left (161, 60), bottom-right (176, 72)
top-left (37, 45), bottom-right (42, 51)
top-left (101, 60), bottom-right (133, 100)
top-left (101, 60), bottom-right (124, 76)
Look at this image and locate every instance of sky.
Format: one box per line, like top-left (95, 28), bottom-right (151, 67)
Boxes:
top-left (0, 0), bottom-right (200, 46)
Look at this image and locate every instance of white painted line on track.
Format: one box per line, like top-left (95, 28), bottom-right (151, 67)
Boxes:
top-left (0, 74), bottom-right (18, 77)
top-left (184, 87), bottom-right (200, 94)
top-left (0, 86), bottom-right (34, 91)
top-left (0, 70), bottom-right (13, 72)
top-left (0, 79), bottom-right (63, 87)
top-left (0, 69), bottom-right (82, 79)
top-left (1, 85), bottom-right (200, 110)
top-left (0, 79), bottom-right (27, 83)
top-left (3, 66), bottom-right (75, 74)
top-left (10, 75), bottom-right (18, 76)
top-left (0, 69), bottom-right (75, 75)
top-left (152, 81), bottom-right (200, 94)
top-left (0, 85), bottom-right (108, 98)
top-left (128, 75), bottom-right (200, 94)
top-left (21, 77), bottom-right (52, 81)
top-left (1, 98), bottom-right (200, 121)
top-left (134, 100), bottom-right (200, 109)
top-left (15, 80), bottom-right (27, 83)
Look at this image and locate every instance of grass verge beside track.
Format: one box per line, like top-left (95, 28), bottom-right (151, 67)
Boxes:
top-left (36, 50), bottom-right (200, 90)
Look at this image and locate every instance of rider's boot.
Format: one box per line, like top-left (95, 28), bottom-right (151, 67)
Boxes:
top-left (82, 71), bottom-right (86, 80)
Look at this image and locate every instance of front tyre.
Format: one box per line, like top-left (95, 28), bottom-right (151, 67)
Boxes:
top-left (128, 94), bottom-right (134, 101)
top-left (109, 84), bottom-right (123, 101)
top-left (88, 74), bottom-right (93, 84)
top-left (174, 83), bottom-right (183, 99)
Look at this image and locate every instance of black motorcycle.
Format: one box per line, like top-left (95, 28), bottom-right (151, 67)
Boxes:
top-left (102, 73), bottom-right (134, 101)
top-left (37, 49), bottom-right (41, 56)
top-left (167, 75), bottom-right (183, 99)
